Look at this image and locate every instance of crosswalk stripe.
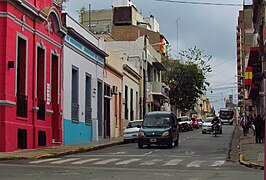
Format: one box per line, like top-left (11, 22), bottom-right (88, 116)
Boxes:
top-left (163, 159), bottom-right (183, 166)
top-left (186, 160), bottom-right (205, 168)
top-left (140, 159), bottom-right (162, 166)
top-left (115, 159), bottom-right (141, 165)
top-left (50, 158), bottom-right (81, 164)
top-left (72, 158), bottom-right (100, 165)
top-left (29, 158), bottom-right (62, 164)
top-left (94, 158), bottom-right (120, 165)
top-left (210, 160), bottom-right (225, 167)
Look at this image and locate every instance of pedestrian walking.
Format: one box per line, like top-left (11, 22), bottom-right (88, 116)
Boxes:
top-left (240, 115), bottom-right (249, 136)
top-left (249, 115), bottom-right (255, 136)
top-left (254, 114), bottom-right (264, 143)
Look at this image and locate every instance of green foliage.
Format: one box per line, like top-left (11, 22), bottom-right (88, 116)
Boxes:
top-left (162, 46), bottom-right (212, 111)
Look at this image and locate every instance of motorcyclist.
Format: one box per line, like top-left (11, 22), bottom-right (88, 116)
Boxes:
top-left (211, 116), bottom-right (220, 133)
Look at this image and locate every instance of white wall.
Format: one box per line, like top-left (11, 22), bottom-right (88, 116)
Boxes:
top-left (63, 45), bottom-right (104, 122)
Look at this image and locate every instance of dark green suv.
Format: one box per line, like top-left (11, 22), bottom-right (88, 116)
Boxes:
top-left (138, 111), bottom-right (179, 149)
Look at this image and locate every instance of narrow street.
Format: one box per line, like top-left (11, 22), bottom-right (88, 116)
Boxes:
top-left (0, 126), bottom-right (263, 180)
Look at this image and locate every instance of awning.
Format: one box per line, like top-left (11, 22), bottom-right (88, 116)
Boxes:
top-left (247, 47), bottom-right (259, 67)
top-left (153, 62), bottom-right (167, 71)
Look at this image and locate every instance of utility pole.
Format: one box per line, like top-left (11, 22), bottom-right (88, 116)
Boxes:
top-left (176, 17), bottom-right (181, 57)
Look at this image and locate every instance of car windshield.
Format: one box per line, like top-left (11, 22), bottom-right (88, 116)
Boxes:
top-left (126, 121), bottom-right (142, 128)
top-left (177, 117), bottom-right (189, 122)
top-left (204, 118), bottom-right (213, 123)
top-left (143, 114), bottom-right (171, 128)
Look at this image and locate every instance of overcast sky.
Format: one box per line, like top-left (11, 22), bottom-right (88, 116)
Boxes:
top-left (64, 0), bottom-right (244, 113)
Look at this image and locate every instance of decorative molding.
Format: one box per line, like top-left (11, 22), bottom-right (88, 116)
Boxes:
top-left (21, 15), bottom-right (26, 31)
top-left (32, 106), bottom-right (39, 112)
top-left (0, 100), bottom-right (16, 107)
top-left (0, 12), bottom-right (63, 48)
top-left (45, 18), bottom-right (53, 34)
top-left (45, 109), bottom-right (54, 115)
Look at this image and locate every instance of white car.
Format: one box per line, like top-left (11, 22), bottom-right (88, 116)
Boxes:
top-left (123, 120), bottom-right (143, 143)
top-left (177, 116), bottom-right (193, 131)
top-left (202, 117), bottom-right (222, 134)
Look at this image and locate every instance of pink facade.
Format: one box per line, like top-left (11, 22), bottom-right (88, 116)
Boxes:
top-left (0, 0), bottom-right (66, 152)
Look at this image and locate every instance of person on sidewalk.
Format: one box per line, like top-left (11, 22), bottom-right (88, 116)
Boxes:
top-left (254, 114), bottom-right (263, 143)
top-left (240, 115), bottom-right (249, 136)
top-left (249, 115), bottom-right (255, 136)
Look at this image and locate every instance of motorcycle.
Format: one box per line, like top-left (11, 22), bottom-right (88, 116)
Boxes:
top-left (212, 123), bottom-right (219, 137)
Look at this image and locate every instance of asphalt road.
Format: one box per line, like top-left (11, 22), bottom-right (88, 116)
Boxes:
top-left (0, 125), bottom-right (263, 180)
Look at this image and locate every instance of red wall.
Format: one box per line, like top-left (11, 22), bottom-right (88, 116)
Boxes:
top-left (0, 1), bottom-right (64, 152)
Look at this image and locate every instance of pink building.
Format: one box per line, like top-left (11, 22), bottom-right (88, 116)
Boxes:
top-left (0, 0), bottom-right (66, 152)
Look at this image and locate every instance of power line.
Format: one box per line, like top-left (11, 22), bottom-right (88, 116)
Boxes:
top-left (153, 0), bottom-right (242, 6)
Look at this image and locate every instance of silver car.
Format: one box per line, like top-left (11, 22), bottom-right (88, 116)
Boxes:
top-left (202, 117), bottom-right (223, 134)
top-left (123, 120), bottom-right (143, 143)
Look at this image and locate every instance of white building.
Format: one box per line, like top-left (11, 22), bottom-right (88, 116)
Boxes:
top-left (62, 14), bottom-right (108, 144)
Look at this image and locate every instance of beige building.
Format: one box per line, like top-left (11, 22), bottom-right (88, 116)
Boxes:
top-left (103, 49), bottom-right (123, 138)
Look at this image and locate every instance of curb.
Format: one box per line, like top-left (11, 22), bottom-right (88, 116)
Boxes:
top-left (0, 141), bottom-right (124, 161)
top-left (35, 141), bottom-right (124, 159)
top-left (239, 157), bottom-right (264, 170)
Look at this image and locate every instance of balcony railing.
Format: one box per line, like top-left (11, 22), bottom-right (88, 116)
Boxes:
top-left (16, 94), bottom-right (28, 118)
top-left (37, 99), bottom-right (45, 120)
top-left (152, 82), bottom-right (169, 96)
top-left (71, 103), bottom-right (79, 122)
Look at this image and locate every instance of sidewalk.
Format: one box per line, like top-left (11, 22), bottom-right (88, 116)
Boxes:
top-left (0, 137), bottom-right (124, 160)
top-left (238, 126), bottom-right (264, 170)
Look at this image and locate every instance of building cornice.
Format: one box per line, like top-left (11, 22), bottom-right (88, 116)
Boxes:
top-left (0, 100), bottom-right (16, 107)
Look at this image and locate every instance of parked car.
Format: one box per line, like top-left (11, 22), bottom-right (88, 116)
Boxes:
top-left (123, 119), bottom-right (143, 143)
top-left (138, 111), bottom-right (179, 149)
top-left (202, 117), bottom-right (223, 134)
top-left (177, 116), bottom-right (193, 131)
top-left (191, 117), bottom-right (199, 129)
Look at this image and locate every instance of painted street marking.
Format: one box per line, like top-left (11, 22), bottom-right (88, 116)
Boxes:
top-left (72, 158), bottom-right (100, 165)
top-left (163, 159), bottom-right (183, 166)
top-left (115, 159), bottom-right (141, 165)
top-left (186, 160), bottom-right (205, 168)
top-left (109, 152), bottom-right (126, 155)
top-left (140, 159), bottom-right (162, 165)
top-left (29, 158), bottom-right (62, 164)
top-left (94, 158), bottom-right (120, 165)
top-left (210, 160), bottom-right (225, 167)
top-left (50, 158), bottom-right (81, 164)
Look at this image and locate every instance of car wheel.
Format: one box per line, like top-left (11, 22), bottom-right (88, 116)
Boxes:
top-left (168, 139), bottom-right (174, 148)
top-left (124, 139), bottom-right (129, 143)
top-left (220, 130), bottom-right (222, 134)
top-left (230, 122), bottom-right (233, 125)
top-left (138, 143), bottom-right (143, 149)
top-left (174, 137), bottom-right (179, 146)
top-left (202, 131), bottom-right (205, 134)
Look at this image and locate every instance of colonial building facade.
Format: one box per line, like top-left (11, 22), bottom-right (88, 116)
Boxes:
top-left (0, 0), bottom-right (66, 152)
top-left (62, 14), bottom-right (108, 144)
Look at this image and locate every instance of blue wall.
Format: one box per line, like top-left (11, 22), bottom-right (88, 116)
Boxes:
top-left (64, 119), bottom-right (92, 144)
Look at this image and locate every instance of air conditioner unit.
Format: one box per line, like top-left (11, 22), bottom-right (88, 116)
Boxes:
top-left (112, 85), bottom-right (118, 95)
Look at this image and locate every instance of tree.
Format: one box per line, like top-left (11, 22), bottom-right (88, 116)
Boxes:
top-left (162, 46), bottom-right (212, 112)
